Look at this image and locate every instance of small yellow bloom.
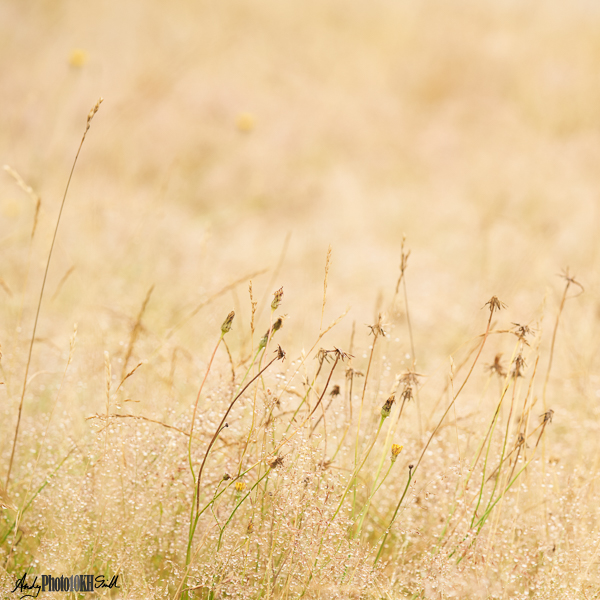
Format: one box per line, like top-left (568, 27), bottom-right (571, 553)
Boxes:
top-left (391, 444), bottom-right (403, 463)
top-left (69, 49), bottom-right (88, 68)
top-left (236, 112), bottom-right (255, 133)
top-left (235, 481), bottom-right (247, 493)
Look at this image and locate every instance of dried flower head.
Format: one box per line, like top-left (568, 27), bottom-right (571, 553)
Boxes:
top-left (512, 323), bottom-right (534, 342)
top-left (511, 355), bottom-right (527, 378)
top-left (271, 287), bottom-right (284, 310)
top-left (391, 444), bottom-right (404, 462)
top-left (559, 268), bottom-right (584, 295)
top-left (317, 348), bottom-right (331, 366)
top-left (398, 369), bottom-right (421, 402)
top-left (487, 354), bottom-right (507, 378)
top-left (275, 345), bottom-right (286, 361)
top-left (484, 296), bottom-right (507, 314)
top-left (318, 348), bottom-right (353, 365)
top-left (399, 371), bottom-right (421, 388)
top-left (221, 311), bottom-right (235, 335)
top-left (401, 386), bottom-right (413, 403)
top-left (367, 314), bottom-right (386, 338)
top-left (347, 367), bottom-right (364, 380)
top-left (381, 395), bottom-right (395, 418)
top-left (329, 385), bottom-right (341, 397)
top-left (267, 455), bottom-right (284, 469)
top-left (541, 409), bottom-right (554, 424)
top-left (331, 347), bottom-right (353, 362)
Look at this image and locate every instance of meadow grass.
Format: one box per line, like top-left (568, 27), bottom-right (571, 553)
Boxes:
top-left (1, 1), bottom-right (600, 598)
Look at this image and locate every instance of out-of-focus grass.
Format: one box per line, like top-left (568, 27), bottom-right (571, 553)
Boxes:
top-left (1, 1), bottom-right (599, 598)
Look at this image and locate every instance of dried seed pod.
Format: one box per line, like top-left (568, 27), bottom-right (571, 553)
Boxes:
top-left (221, 311), bottom-right (235, 335)
top-left (381, 395), bottom-right (395, 419)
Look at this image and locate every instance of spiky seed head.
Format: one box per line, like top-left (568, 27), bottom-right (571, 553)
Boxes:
top-left (271, 287), bottom-right (284, 310)
top-left (221, 311), bottom-right (235, 335)
top-left (484, 296), bottom-right (507, 314)
top-left (381, 395), bottom-right (395, 419)
top-left (391, 444), bottom-right (403, 463)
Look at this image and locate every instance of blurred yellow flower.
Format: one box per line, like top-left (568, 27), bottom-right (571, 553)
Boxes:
top-left (236, 112), bottom-right (255, 133)
top-left (391, 444), bottom-right (403, 463)
top-left (69, 49), bottom-right (88, 68)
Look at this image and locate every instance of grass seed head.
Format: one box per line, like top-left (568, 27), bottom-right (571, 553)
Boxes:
top-left (271, 287), bottom-right (284, 310)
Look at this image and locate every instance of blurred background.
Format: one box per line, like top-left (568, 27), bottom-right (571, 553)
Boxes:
top-left (1, 0), bottom-right (599, 417)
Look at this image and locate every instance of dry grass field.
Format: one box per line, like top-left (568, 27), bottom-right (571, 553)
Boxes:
top-left (1, 0), bottom-right (600, 598)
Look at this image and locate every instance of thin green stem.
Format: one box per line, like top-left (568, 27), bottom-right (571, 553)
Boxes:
top-left (374, 468), bottom-right (413, 566)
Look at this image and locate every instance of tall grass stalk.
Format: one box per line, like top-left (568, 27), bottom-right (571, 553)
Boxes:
top-left (5, 98), bottom-right (103, 490)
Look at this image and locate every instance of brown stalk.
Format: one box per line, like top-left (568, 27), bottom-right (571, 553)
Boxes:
top-left (542, 269), bottom-right (583, 410)
top-left (320, 245), bottom-right (332, 334)
top-left (355, 315), bottom-right (384, 463)
top-left (121, 285), bottom-right (154, 379)
top-left (195, 349), bottom-right (284, 511)
top-left (51, 265), bottom-right (75, 301)
top-left (87, 413), bottom-right (191, 437)
top-left (414, 297), bottom-right (505, 474)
